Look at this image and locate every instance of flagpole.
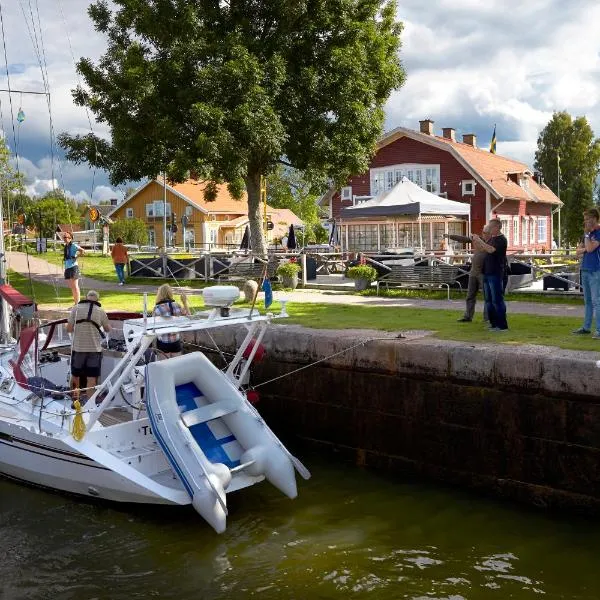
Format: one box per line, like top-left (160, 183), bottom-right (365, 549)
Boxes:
top-left (557, 151), bottom-right (561, 250)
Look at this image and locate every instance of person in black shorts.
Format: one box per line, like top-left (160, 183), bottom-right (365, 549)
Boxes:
top-left (63, 231), bottom-right (84, 304)
top-left (67, 290), bottom-right (111, 404)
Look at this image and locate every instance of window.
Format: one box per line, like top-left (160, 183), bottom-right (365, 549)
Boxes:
top-left (185, 205), bottom-right (193, 218)
top-left (347, 224), bottom-right (379, 251)
top-left (370, 164), bottom-right (440, 196)
top-left (537, 217), bottom-right (547, 243)
top-left (512, 218), bottom-right (519, 246)
top-left (461, 180), bottom-right (476, 196)
top-left (353, 195), bottom-right (373, 205)
top-left (529, 218), bottom-right (535, 244)
top-left (126, 208), bottom-right (134, 218)
top-left (521, 217), bottom-right (528, 246)
top-left (148, 200), bottom-right (171, 217)
top-left (341, 186), bottom-right (352, 201)
top-left (148, 228), bottom-right (155, 246)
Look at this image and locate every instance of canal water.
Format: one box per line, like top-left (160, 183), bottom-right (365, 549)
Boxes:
top-left (1, 453), bottom-right (599, 600)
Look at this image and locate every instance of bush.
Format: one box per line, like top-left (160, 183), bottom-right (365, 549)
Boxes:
top-left (276, 261), bottom-right (301, 277)
top-left (347, 265), bottom-right (377, 281)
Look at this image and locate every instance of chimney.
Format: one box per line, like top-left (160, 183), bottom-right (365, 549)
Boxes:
top-left (110, 198), bottom-right (119, 206)
top-left (419, 119), bottom-right (434, 135)
top-left (462, 133), bottom-right (477, 147)
top-left (442, 127), bottom-right (456, 142)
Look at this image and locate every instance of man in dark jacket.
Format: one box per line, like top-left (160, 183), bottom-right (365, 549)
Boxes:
top-left (472, 218), bottom-right (508, 331)
top-left (445, 225), bottom-right (490, 323)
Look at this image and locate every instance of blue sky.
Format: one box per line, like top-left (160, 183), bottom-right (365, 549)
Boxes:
top-left (2, 0), bottom-right (600, 202)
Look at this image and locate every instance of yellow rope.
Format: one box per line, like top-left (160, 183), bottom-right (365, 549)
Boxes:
top-left (71, 398), bottom-right (86, 441)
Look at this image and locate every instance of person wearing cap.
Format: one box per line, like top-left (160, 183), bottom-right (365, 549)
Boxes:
top-left (66, 290), bottom-right (111, 404)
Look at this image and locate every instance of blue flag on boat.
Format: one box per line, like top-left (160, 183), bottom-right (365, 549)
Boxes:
top-left (262, 278), bottom-right (273, 309)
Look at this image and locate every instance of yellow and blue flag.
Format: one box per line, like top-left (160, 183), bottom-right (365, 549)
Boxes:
top-left (489, 124), bottom-right (497, 154)
top-left (262, 278), bottom-right (273, 309)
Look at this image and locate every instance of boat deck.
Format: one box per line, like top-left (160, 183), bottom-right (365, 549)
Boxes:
top-left (98, 407), bottom-right (134, 427)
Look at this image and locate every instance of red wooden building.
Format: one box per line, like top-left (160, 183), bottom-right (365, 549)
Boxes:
top-left (319, 120), bottom-right (561, 252)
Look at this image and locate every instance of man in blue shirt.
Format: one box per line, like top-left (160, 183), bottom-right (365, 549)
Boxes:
top-left (573, 208), bottom-right (600, 337)
top-left (472, 218), bottom-right (508, 331)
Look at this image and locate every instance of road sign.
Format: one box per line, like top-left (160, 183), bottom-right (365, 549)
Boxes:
top-left (89, 207), bottom-right (100, 222)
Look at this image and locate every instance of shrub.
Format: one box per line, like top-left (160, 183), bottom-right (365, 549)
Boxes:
top-left (347, 265), bottom-right (377, 281)
top-left (276, 261), bottom-right (302, 277)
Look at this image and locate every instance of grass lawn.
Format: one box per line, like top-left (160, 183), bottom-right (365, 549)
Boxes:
top-left (8, 270), bottom-right (599, 353)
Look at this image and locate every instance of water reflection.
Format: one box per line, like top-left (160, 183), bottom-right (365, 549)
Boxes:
top-left (1, 454), bottom-right (600, 599)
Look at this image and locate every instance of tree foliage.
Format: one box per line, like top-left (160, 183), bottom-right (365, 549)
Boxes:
top-left (534, 111), bottom-right (600, 245)
top-left (266, 165), bottom-right (328, 245)
top-left (59, 0), bottom-right (405, 255)
top-left (109, 217), bottom-right (148, 246)
top-left (25, 190), bottom-right (81, 239)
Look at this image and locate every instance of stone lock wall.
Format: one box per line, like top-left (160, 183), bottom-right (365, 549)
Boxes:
top-left (197, 325), bottom-right (600, 513)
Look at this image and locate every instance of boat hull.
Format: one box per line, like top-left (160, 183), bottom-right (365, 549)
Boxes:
top-left (0, 420), bottom-right (188, 505)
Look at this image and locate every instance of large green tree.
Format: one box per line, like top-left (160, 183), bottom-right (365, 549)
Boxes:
top-left (109, 217), bottom-right (148, 246)
top-left (59, 0), bottom-right (405, 255)
top-left (534, 111), bottom-right (600, 245)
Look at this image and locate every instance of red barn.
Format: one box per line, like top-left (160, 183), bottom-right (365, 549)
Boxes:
top-left (320, 120), bottom-right (561, 253)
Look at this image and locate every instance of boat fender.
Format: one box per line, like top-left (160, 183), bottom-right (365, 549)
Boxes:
top-left (239, 445), bottom-right (268, 477)
top-left (242, 339), bottom-right (266, 363)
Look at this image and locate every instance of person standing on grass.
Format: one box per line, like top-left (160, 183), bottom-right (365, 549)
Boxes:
top-left (63, 231), bottom-right (84, 304)
top-left (444, 225), bottom-right (491, 323)
top-left (471, 218), bottom-right (508, 332)
top-left (573, 208), bottom-right (600, 337)
top-left (111, 237), bottom-right (129, 286)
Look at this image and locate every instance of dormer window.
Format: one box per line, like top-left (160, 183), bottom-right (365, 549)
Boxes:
top-left (341, 186), bottom-right (352, 202)
top-left (520, 176), bottom-right (529, 189)
top-left (461, 180), bottom-right (476, 196)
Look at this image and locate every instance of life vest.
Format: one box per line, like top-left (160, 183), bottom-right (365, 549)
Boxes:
top-left (63, 242), bottom-right (77, 263)
top-left (75, 300), bottom-right (105, 339)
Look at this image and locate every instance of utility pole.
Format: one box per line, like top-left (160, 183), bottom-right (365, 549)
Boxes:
top-left (557, 151), bottom-right (561, 249)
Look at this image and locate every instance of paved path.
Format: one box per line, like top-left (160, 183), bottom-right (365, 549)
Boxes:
top-left (7, 251), bottom-right (585, 318)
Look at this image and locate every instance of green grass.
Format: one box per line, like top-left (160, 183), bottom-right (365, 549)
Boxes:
top-left (8, 269), bottom-right (597, 353)
top-left (360, 287), bottom-right (584, 305)
top-left (280, 301), bottom-right (600, 352)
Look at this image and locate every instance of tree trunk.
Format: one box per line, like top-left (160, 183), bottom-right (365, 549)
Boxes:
top-left (245, 172), bottom-right (268, 257)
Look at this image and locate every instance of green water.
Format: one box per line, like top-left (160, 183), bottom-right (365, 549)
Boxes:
top-left (1, 454), bottom-right (599, 600)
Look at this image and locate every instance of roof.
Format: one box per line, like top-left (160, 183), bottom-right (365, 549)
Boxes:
top-left (111, 179), bottom-right (305, 222)
top-left (89, 205), bottom-right (113, 216)
top-left (342, 177), bottom-right (471, 218)
top-left (378, 127), bottom-right (561, 206)
top-left (319, 127), bottom-right (561, 207)
top-left (56, 224), bottom-right (83, 232)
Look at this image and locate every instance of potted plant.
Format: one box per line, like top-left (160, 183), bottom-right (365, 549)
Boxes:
top-left (277, 261), bottom-right (302, 289)
top-left (347, 264), bottom-right (377, 291)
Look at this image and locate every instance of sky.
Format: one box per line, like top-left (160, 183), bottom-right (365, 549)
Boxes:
top-left (2, 0), bottom-right (600, 202)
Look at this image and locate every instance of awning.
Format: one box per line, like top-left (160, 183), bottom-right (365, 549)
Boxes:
top-left (0, 284), bottom-right (34, 309)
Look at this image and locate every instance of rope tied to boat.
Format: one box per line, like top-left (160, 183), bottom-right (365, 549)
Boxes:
top-left (70, 398), bottom-right (86, 440)
top-left (252, 334), bottom-right (406, 390)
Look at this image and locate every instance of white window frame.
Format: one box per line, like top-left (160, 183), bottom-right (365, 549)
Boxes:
top-left (353, 195), bottom-right (373, 205)
top-left (521, 217), bottom-right (528, 246)
top-left (185, 205), bottom-right (193, 217)
top-left (151, 200), bottom-right (171, 217)
top-left (126, 208), bottom-right (134, 218)
top-left (145, 203), bottom-right (154, 217)
top-left (341, 186), bottom-right (352, 201)
top-left (500, 218), bottom-right (510, 237)
top-left (370, 164), bottom-right (440, 196)
top-left (461, 180), bottom-right (476, 196)
top-left (537, 217), bottom-right (547, 243)
top-left (512, 217), bottom-right (519, 246)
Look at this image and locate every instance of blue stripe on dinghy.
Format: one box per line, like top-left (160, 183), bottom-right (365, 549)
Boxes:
top-left (175, 383), bottom-right (241, 469)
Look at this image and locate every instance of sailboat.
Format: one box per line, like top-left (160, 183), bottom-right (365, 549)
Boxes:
top-left (0, 279), bottom-right (310, 533)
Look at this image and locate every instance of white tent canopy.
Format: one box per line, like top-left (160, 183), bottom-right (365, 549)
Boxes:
top-left (341, 177), bottom-right (471, 217)
top-left (340, 177), bottom-right (471, 252)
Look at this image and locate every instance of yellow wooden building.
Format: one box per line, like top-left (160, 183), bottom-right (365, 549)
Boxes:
top-left (109, 179), bottom-right (302, 249)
